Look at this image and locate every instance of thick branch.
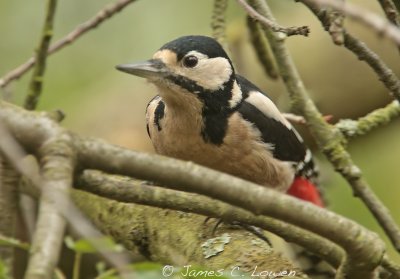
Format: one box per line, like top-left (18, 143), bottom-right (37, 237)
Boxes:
top-left (25, 133), bottom-right (75, 279)
top-left (24, 0), bottom-right (57, 110)
top-left (0, 100), bottom-right (387, 276)
top-left (77, 170), bottom-right (344, 268)
top-left (0, 0), bottom-right (137, 89)
top-left (70, 188), bottom-right (307, 278)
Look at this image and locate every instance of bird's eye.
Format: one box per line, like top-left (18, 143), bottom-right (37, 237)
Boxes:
top-left (183, 55), bottom-right (198, 68)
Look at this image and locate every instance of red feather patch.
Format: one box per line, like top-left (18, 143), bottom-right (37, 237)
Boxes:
top-left (287, 177), bottom-right (324, 207)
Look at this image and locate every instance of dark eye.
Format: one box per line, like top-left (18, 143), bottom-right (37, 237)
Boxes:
top-left (183, 55), bottom-right (198, 68)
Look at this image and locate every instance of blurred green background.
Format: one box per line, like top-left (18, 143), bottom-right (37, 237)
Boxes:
top-left (1, 0), bottom-right (399, 262)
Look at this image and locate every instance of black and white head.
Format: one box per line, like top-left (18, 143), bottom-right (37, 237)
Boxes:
top-left (116, 35), bottom-right (236, 106)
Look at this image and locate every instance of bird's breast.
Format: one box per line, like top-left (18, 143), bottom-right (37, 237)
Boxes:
top-left (148, 104), bottom-right (294, 191)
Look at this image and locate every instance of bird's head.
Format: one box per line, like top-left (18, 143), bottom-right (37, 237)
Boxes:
top-left (116, 36), bottom-right (235, 96)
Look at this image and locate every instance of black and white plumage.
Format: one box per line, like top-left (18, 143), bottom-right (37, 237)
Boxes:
top-left (116, 35), bottom-right (323, 206)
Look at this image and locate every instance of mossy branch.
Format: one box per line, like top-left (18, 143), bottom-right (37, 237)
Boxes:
top-left (211, 0), bottom-right (229, 47)
top-left (76, 170), bottom-right (343, 269)
top-left (336, 100), bottom-right (400, 139)
top-left (24, 0), bottom-right (57, 110)
top-left (246, 16), bottom-right (279, 79)
top-left (0, 156), bottom-right (20, 275)
top-left (247, 0), bottom-right (397, 277)
top-left (2, 100), bottom-right (397, 277)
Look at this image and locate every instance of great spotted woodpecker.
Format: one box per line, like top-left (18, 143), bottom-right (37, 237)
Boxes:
top-left (116, 35), bottom-right (324, 207)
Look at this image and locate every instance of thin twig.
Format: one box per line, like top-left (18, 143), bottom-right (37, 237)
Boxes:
top-left (0, 0), bottom-right (137, 89)
top-left (336, 100), bottom-right (400, 138)
top-left (0, 233), bottom-right (30, 251)
top-left (237, 0), bottom-right (310, 36)
top-left (301, 0), bottom-right (400, 46)
top-left (24, 0), bottom-right (57, 110)
top-left (300, 1), bottom-right (400, 102)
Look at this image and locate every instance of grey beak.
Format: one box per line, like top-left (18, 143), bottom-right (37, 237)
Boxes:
top-left (115, 59), bottom-right (168, 78)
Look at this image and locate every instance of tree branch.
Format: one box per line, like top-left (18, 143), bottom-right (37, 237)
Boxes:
top-left (336, 100), bottom-right (400, 138)
top-left (0, 99), bottom-right (390, 278)
top-left (298, 1), bottom-right (400, 103)
top-left (24, 0), bottom-right (57, 110)
top-left (70, 188), bottom-right (307, 278)
top-left (211, 0), bottom-right (229, 47)
top-left (300, 0), bottom-right (400, 46)
top-left (0, 156), bottom-right (19, 275)
top-left (247, 0), bottom-right (393, 277)
top-left (0, 0), bottom-right (137, 89)
top-left (237, 0), bottom-right (310, 36)
top-left (76, 170), bottom-right (344, 269)
top-left (247, 16), bottom-right (279, 79)
top-left (24, 132), bottom-right (75, 279)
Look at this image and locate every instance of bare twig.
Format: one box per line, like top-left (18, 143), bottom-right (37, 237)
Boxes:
top-left (0, 0), bottom-right (137, 89)
top-left (24, 0), bottom-right (57, 110)
top-left (301, 0), bottom-right (400, 46)
top-left (211, 0), bottom-right (229, 47)
top-left (300, 1), bottom-right (400, 103)
top-left (336, 100), bottom-right (400, 138)
top-left (237, 0), bottom-right (310, 36)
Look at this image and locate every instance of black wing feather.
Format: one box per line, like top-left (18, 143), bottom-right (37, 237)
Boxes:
top-left (236, 75), bottom-right (306, 163)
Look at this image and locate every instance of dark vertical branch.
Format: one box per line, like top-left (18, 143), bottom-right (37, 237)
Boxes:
top-left (24, 0), bottom-right (58, 110)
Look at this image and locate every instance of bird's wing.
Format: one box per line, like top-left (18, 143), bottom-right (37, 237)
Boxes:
top-left (236, 75), bottom-right (312, 174)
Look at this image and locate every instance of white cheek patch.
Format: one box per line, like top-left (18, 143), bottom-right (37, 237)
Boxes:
top-left (246, 91), bottom-right (292, 129)
top-left (180, 54), bottom-right (233, 91)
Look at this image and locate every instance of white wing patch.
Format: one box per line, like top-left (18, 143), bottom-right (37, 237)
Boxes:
top-left (229, 81), bottom-right (243, 108)
top-left (246, 91), bottom-right (292, 129)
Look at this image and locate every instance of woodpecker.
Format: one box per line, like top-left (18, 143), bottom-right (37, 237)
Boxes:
top-left (116, 35), bottom-right (324, 207)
